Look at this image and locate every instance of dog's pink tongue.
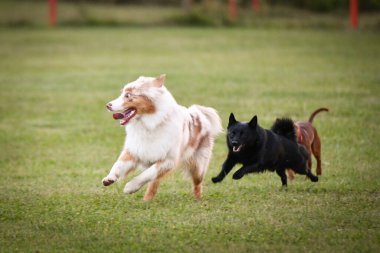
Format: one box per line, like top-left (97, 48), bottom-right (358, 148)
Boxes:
top-left (113, 113), bottom-right (124, 120)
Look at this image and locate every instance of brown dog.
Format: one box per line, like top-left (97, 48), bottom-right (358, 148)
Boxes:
top-left (288, 108), bottom-right (328, 179)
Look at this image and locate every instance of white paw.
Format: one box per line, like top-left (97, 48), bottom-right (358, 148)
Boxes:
top-left (102, 175), bottom-right (117, 186)
top-left (123, 182), bottom-right (140, 194)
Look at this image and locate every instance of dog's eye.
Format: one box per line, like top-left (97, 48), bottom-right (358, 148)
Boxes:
top-left (124, 93), bottom-right (131, 98)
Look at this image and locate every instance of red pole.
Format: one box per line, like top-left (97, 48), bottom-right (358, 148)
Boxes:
top-left (350, 0), bottom-right (358, 29)
top-left (49, 0), bottom-right (57, 27)
top-left (228, 0), bottom-right (237, 22)
top-left (252, 0), bottom-right (260, 13)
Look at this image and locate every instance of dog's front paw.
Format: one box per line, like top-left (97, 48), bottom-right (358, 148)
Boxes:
top-left (212, 176), bottom-right (223, 183)
top-left (232, 170), bottom-right (245, 180)
top-left (102, 176), bottom-right (116, 186)
top-left (123, 182), bottom-right (140, 194)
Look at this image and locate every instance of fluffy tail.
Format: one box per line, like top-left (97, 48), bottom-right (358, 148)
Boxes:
top-left (271, 118), bottom-right (296, 142)
top-left (190, 105), bottom-right (223, 137)
top-left (308, 108), bottom-right (329, 123)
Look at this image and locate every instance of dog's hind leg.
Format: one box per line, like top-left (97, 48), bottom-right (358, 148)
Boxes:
top-left (102, 150), bottom-right (136, 186)
top-left (189, 137), bottom-right (213, 200)
top-left (307, 152), bottom-right (313, 173)
top-left (190, 165), bottom-right (204, 200)
top-left (306, 170), bottom-right (319, 182)
top-left (312, 129), bottom-right (322, 176)
top-left (124, 160), bottom-right (174, 195)
top-left (143, 180), bottom-right (160, 201)
top-left (301, 144), bottom-right (313, 174)
top-left (293, 162), bottom-right (319, 183)
top-left (302, 163), bottom-right (319, 183)
top-left (143, 170), bottom-right (171, 201)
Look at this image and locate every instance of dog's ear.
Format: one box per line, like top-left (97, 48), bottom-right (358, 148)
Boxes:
top-left (248, 115), bottom-right (257, 129)
top-left (153, 74), bottom-right (166, 88)
top-left (228, 113), bottom-right (237, 127)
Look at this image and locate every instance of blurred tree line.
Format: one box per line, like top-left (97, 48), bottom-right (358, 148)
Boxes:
top-left (263, 0), bottom-right (380, 12)
top-left (60, 0), bottom-right (380, 12)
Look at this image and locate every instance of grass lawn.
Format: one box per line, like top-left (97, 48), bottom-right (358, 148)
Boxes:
top-left (0, 27), bottom-right (379, 252)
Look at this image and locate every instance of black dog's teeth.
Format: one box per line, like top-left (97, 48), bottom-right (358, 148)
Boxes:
top-left (232, 145), bottom-right (242, 152)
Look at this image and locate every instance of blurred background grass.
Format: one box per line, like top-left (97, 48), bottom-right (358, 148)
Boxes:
top-left (0, 0), bottom-right (379, 29)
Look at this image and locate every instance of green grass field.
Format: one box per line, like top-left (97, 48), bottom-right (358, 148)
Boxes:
top-left (0, 27), bottom-right (379, 252)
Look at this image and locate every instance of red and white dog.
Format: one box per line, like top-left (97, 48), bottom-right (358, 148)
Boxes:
top-left (102, 74), bottom-right (222, 201)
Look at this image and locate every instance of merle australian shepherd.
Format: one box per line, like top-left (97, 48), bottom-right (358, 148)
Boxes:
top-left (102, 74), bottom-right (222, 201)
top-left (212, 113), bottom-right (319, 186)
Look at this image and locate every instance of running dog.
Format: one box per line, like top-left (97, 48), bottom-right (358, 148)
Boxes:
top-left (102, 74), bottom-right (222, 201)
top-left (212, 114), bottom-right (318, 186)
top-left (288, 107), bottom-right (328, 179)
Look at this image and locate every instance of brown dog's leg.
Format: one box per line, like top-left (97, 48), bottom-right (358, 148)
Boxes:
top-left (303, 146), bottom-right (313, 180)
top-left (303, 141), bottom-right (313, 176)
top-left (307, 152), bottom-right (312, 172)
top-left (287, 169), bottom-right (295, 180)
top-left (312, 129), bottom-right (322, 175)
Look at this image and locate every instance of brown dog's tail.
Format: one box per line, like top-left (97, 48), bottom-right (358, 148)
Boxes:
top-left (308, 108), bottom-right (329, 123)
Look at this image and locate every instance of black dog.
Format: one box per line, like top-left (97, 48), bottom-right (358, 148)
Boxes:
top-left (212, 113), bottom-right (318, 186)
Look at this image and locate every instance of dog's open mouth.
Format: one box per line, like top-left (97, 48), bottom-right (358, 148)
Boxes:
top-left (112, 108), bottom-right (137, 125)
top-left (232, 145), bottom-right (243, 152)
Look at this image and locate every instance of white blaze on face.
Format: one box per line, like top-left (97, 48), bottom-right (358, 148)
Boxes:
top-left (108, 94), bottom-right (125, 112)
top-left (107, 78), bottom-right (144, 112)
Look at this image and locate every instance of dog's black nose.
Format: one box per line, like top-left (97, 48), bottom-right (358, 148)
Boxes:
top-left (106, 103), bottom-right (112, 110)
top-left (231, 141), bottom-right (238, 146)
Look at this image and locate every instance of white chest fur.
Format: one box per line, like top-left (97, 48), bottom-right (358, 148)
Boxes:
top-left (124, 117), bottom-right (184, 164)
